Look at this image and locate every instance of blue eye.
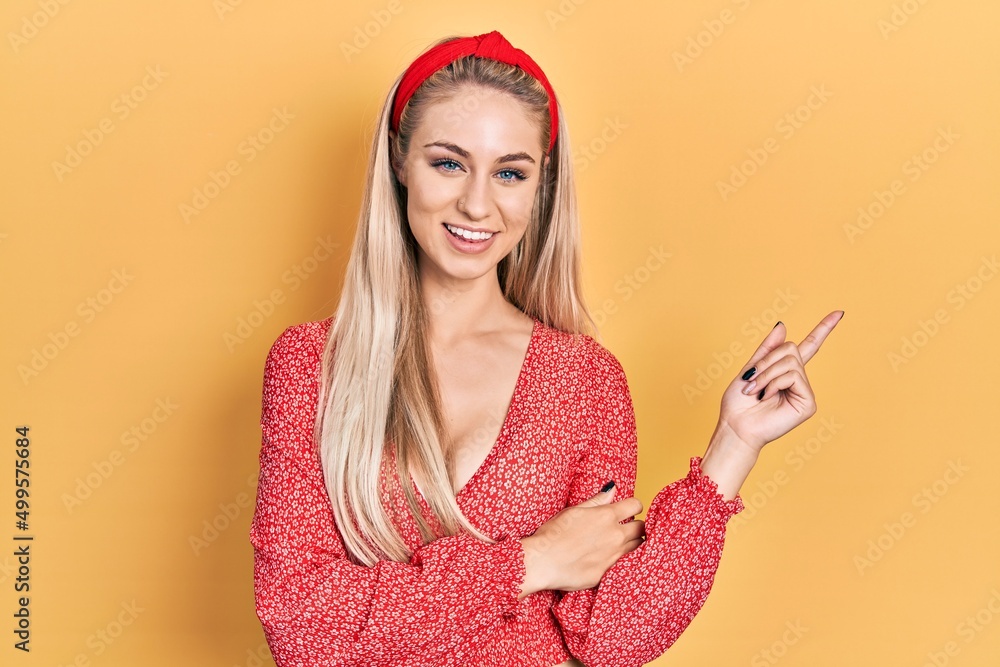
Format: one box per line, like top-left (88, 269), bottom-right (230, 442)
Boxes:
top-left (432, 159), bottom-right (461, 172)
top-left (497, 168), bottom-right (527, 183)
top-left (430, 159), bottom-right (527, 183)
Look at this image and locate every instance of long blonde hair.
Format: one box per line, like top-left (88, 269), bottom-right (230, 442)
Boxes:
top-left (315, 36), bottom-right (596, 565)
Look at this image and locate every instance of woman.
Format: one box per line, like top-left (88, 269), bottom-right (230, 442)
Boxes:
top-left (250, 29), bottom-right (843, 667)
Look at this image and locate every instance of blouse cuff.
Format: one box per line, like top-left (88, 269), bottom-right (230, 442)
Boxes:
top-left (493, 535), bottom-right (531, 621)
top-left (688, 456), bottom-right (746, 520)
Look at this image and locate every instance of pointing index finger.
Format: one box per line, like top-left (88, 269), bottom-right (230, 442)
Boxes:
top-left (798, 310), bottom-right (844, 364)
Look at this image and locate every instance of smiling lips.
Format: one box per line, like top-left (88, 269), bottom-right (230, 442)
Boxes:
top-left (444, 223), bottom-right (495, 242)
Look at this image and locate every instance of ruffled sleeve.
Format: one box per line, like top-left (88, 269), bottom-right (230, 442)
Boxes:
top-left (550, 338), bottom-right (744, 667)
top-left (250, 323), bottom-right (529, 667)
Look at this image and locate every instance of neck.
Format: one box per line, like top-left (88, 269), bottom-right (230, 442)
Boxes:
top-left (417, 262), bottom-right (516, 345)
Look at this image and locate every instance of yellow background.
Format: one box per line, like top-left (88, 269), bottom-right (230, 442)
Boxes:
top-left (2, 0), bottom-right (998, 664)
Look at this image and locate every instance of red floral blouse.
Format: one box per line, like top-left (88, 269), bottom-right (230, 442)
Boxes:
top-left (250, 316), bottom-right (745, 667)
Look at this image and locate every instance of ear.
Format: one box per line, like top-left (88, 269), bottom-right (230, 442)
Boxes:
top-left (388, 129), bottom-right (406, 186)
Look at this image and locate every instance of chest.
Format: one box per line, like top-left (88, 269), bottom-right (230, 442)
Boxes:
top-left (393, 325), bottom-right (587, 542)
top-left (429, 340), bottom-right (528, 495)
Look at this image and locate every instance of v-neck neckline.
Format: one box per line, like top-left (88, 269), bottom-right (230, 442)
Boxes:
top-left (410, 316), bottom-right (541, 505)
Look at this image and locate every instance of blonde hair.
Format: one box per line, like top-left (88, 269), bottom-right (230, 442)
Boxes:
top-left (315, 36), bottom-right (596, 565)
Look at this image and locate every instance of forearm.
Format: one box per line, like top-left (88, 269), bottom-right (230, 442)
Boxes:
top-left (516, 534), bottom-right (549, 600)
top-left (552, 456), bottom-right (744, 667)
top-left (699, 420), bottom-right (759, 501)
top-left (520, 423), bottom-right (755, 599)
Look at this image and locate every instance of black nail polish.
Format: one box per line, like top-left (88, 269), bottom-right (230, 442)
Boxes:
top-left (741, 367), bottom-right (756, 381)
top-left (757, 389), bottom-right (765, 400)
top-left (600, 480), bottom-right (615, 493)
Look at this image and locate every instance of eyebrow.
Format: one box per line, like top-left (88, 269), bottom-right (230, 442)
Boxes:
top-left (422, 141), bottom-right (536, 165)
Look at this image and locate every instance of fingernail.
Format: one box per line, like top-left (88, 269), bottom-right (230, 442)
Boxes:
top-left (773, 321), bottom-right (783, 329)
top-left (742, 380), bottom-right (757, 395)
top-left (757, 388), bottom-right (765, 401)
top-left (600, 480), bottom-right (615, 493)
top-left (741, 366), bottom-right (756, 381)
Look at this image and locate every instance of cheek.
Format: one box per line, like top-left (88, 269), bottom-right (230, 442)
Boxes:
top-left (407, 170), bottom-right (458, 214)
top-left (498, 184), bottom-right (539, 223)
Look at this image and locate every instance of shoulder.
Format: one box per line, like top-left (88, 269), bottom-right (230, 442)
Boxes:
top-left (265, 317), bottom-right (333, 365)
top-left (534, 320), bottom-right (630, 389)
top-left (261, 316), bottom-right (334, 396)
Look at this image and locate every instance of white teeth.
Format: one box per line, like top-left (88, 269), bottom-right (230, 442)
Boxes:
top-left (445, 223), bottom-right (494, 241)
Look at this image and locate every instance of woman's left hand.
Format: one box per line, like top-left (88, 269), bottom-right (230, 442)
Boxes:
top-left (717, 310), bottom-right (844, 454)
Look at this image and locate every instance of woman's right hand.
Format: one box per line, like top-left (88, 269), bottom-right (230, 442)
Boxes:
top-left (517, 486), bottom-right (645, 598)
top-left (718, 311), bottom-right (843, 454)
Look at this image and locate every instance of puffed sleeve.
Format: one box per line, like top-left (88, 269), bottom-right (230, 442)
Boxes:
top-left (250, 324), bottom-right (531, 667)
top-left (550, 338), bottom-right (744, 667)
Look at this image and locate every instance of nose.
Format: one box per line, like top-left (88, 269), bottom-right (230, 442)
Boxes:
top-left (459, 171), bottom-right (492, 221)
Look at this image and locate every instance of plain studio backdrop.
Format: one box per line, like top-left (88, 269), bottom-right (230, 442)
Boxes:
top-left (2, 0), bottom-right (999, 665)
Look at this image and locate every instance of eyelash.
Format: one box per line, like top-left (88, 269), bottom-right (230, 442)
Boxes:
top-left (430, 159), bottom-right (527, 183)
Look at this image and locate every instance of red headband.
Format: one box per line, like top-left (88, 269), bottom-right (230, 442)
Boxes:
top-left (390, 30), bottom-right (559, 155)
